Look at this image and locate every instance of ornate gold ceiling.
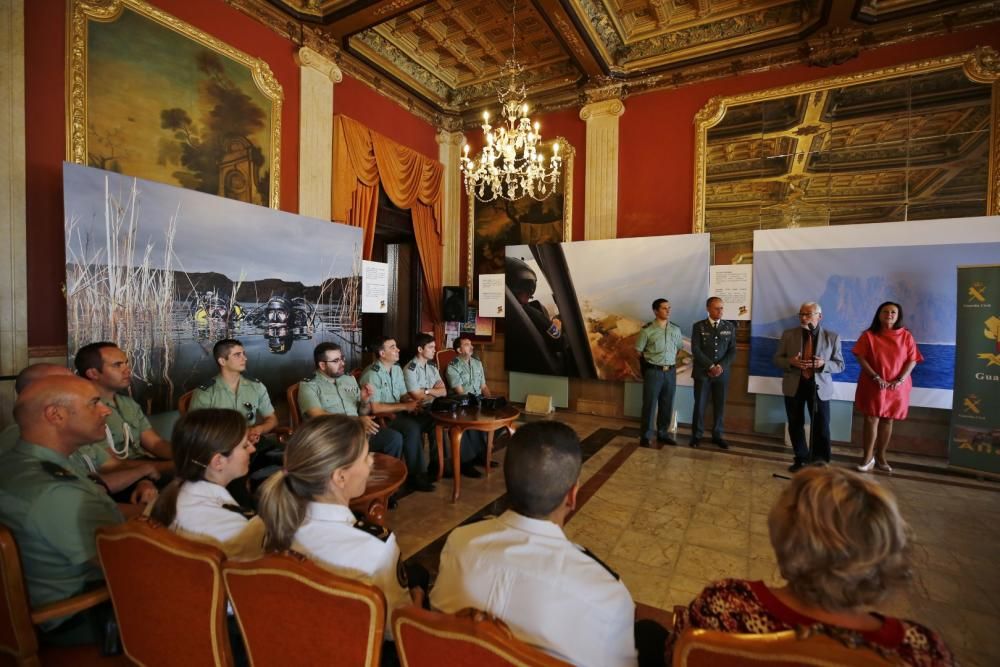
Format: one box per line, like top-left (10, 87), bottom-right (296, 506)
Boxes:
top-left (237, 0), bottom-right (1000, 126)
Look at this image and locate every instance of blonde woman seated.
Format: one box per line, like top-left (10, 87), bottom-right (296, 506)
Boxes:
top-left (151, 409), bottom-right (264, 559)
top-left (257, 415), bottom-right (425, 640)
top-left (668, 466), bottom-right (954, 666)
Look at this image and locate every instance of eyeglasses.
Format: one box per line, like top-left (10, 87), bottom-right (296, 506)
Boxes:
top-left (323, 357), bottom-right (344, 364)
top-left (798, 312), bottom-right (818, 317)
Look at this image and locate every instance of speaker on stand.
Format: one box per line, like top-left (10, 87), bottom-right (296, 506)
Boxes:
top-left (443, 286), bottom-right (468, 322)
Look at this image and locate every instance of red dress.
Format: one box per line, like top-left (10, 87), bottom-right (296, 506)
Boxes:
top-left (853, 328), bottom-right (924, 420)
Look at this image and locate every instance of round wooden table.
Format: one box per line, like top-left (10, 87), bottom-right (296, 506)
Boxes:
top-left (431, 405), bottom-right (520, 503)
top-left (349, 452), bottom-right (407, 526)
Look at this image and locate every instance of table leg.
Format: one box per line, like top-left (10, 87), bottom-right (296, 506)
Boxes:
top-left (486, 428), bottom-right (494, 480)
top-left (450, 427), bottom-right (464, 503)
top-left (435, 424), bottom-right (445, 483)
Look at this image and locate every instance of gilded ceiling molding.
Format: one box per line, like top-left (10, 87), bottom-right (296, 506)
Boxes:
top-left (352, 30), bottom-right (451, 100)
top-left (802, 27), bottom-right (866, 67)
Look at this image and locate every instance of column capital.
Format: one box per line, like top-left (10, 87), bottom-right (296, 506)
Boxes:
top-left (580, 98), bottom-right (625, 121)
top-left (436, 129), bottom-right (466, 148)
top-left (296, 46), bottom-right (342, 83)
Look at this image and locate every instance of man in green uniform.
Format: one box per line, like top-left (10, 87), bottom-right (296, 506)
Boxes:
top-left (360, 336), bottom-right (435, 492)
top-left (447, 335), bottom-right (492, 398)
top-left (75, 342), bottom-right (172, 475)
top-left (190, 338), bottom-right (278, 443)
top-left (635, 298), bottom-right (683, 447)
top-left (405, 333), bottom-right (483, 477)
top-left (0, 375), bottom-right (123, 645)
top-left (298, 341), bottom-right (404, 459)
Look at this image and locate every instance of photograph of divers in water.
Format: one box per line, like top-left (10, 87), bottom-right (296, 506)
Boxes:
top-left (63, 162), bottom-right (363, 412)
top-left (503, 235), bottom-right (710, 383)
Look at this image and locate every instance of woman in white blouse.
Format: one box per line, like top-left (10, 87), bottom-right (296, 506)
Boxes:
top-left (151, 408), bottom-right (264, 559)
top-left (257, 415), bottom-right (423, 639)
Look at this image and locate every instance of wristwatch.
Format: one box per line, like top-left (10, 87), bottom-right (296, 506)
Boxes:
top-left (423, 388), bottom-right (429, 396)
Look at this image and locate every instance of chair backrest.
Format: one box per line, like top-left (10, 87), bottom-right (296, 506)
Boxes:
top-left (177, 389), bottom-right (195, 416)
top-left (223, 552), bottom-right (385, 667)
top-left (436, 349), bottom-right (457, 381)
top-left (286, 383), bottom-right (302, 431)
top-left (350, 367), bottom-right (363, 381)
top-left (96, 519), bottom-right (232, 667)
top-left (393, 606), bottom-right (572, 667)
top-left (672, 628), bottom-right (896, 667)
top-left (0, 523), bottom-right (39, 663)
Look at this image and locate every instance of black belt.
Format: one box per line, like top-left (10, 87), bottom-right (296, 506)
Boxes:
top-left (654, 364), bottom-right (675, 372)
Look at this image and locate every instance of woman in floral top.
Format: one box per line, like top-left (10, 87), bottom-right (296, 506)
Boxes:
top-left (668, 466), bottom-right (954, 666)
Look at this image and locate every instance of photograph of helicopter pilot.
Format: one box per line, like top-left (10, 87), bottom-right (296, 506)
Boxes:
top-left (63, 163), bottom-right (362, 413)
top-left (504, 236), bottom-right (709, 382)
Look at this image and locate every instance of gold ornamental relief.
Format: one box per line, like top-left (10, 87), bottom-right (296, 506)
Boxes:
top-left (68, 0), bottom-right (283, 209)
top-left (693, 48), bottom-right (1000, 261)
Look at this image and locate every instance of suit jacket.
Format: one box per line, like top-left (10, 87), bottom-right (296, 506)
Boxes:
top-left (691, 318), bottom-right (737, 375)
top-left (773, 326), bottom-right (845, 401)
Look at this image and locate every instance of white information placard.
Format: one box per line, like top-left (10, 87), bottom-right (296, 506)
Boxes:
top-left (361, 260), bottom-right (388, 313)
top-left (478, 273), bottom-right (505, 317)
top-left (709, 264), bottom-right (752, 320)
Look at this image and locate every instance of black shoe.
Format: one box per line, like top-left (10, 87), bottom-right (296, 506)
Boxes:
top-left (713, 439), bottom-right (730, 450)
top-left (473, 458), bottom-right (500, 469)
top-left (788, 462), bottom-right (804, 473)
top-left (640, 438), bottom-right (653, 448)
top-left (689, 438), bottom-right (700, 448)
top-left (657, 434), bottom-right (678, 446)
top-left (408, 474), bottom-right (435, 492)
top-left (426, 466), bottom-right (440, 483)
top-left (388, 493), bottom-right (399, 510)
top-left (460, 463), bottom-right (483, 479)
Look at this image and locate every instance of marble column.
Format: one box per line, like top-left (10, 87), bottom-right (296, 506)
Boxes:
top-left (579, 98), bottom-right (625, 241)
top-left (295, 46), bottom-right (342, 220)
top-left (437, 129), bottom-right (465, 287)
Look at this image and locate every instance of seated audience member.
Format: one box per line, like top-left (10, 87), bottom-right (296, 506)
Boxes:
top-left (257, 415), bottom-right (425, 642)
top-left (75, 342), bottom-right (173, 472)
top-left (2, 363), bottom-right (159, 515)
top-left (0, 376), bottom-right (123, 645)
top-left (150, 409), bottom-right (264, 559)
top-left (431, 421), bottom-right (643, 667)
top-left (298, 342), bottom-right (404, 460)
top-left (445, 335), bottom-right (491, 398)
top-left (668, 465), bottom-right (955, 666)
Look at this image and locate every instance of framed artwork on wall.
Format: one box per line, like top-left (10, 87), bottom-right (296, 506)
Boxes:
top-left (466, 136), bottom-right (574, 297)
top-left (68, 0), bottom-right (283, 209)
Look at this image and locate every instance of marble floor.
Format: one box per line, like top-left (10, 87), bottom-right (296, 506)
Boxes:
top-left (391, 414), bottom-right (1000, 667)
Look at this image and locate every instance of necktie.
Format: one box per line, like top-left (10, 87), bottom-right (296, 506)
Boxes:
top-left (802, 332), bottom-right (814, 380)
top-left (713, 320), bottom-right (718, 330)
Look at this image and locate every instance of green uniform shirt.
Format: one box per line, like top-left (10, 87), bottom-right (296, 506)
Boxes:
top-left (190, 374), bottom-right (275, 424)
top-left (446, 357), bottom-right (487, 396)
top-left (635, 321), bottom-right (683, 366)
top-left (2, 425), bottom-right (108, 472)
top-left (88, 394), bottom-right (153, 460)
top-left (298, 372), bottom-right (362, 417)
top-left (403, 357), bottom-right (442, 398)
top-left (0, 440), bottom-right (123, 627)
top-left (359, 362), bottom-right (407, 404)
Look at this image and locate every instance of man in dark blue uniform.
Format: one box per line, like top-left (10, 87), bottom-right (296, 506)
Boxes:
top-left (690, 297), bottom-right (737, 449)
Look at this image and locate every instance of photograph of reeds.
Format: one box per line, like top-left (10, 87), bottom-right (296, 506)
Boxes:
top-left (63, 162), bottom-right (361, 412)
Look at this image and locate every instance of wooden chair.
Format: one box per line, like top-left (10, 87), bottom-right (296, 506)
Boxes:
top-left (0, 523), bottom-right (123, 667)
top-left (392, 606), bottom-right (572, 667)
top-left (177, 389), bottom-right (194, 416)
top-left (672, 628), bottom-right (895, 666)
top-left (286, 382), bottom-right (302, 432)
top-left (223, 552), bottom-right (386, 667)
top-left (436, 349), bottom-right (458, 380)
top-left (96, 519), bottom-right (233, 667)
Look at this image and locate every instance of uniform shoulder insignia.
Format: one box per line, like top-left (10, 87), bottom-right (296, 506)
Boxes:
top-left (579, 545), bottom-right (620, 581)
top-left (302, 376), bottom-right (314, 383)
top-left (353, 518), bottom-right (391, 542)
top-left (407, 361), bottom-right (417, 370)
top-left (245, 376), bottom-right (263, 384)
top-left (222, 503), bottom-right (256, 519)
top-left (198, 378), bottom-right (216, 391)
top-left (367, 362), bottom-right (381, 373)
top-left (448, 357), bottom-right (460, 366)
top-left (40, 461), bottom-right (77, 480)
top-left (429, 361), bottom-right (438, 368)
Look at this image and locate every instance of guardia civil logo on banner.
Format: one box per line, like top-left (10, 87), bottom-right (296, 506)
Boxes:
top-left (949, 265), bottom-right (1000, 473)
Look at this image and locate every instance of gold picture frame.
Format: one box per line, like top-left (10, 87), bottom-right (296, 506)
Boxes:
top-left (466, 136), bottom-right (575, 297)
top-left (68, 0), bottom-right (283, 209)
top-left (693, 47), bottom-right (1000, 261)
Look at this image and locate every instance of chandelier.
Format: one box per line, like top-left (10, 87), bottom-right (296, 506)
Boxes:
top-left (460, 2), bottom-right (561, 202)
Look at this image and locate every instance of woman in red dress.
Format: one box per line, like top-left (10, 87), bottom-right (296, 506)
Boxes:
top-left (852, 302), bottom-right (923, 473)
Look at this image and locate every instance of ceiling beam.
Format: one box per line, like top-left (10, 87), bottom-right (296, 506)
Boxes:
top-left (533, 0), bottom-right (606, 77)
top-left (324, 0), bottom-right (435, 41)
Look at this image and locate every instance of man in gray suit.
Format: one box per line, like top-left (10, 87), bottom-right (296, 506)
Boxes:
top-left (772, 302), bottom-right (845, 472)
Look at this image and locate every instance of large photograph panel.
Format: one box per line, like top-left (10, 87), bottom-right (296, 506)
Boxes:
top-left (749, 218), bottom-right (1000, 408)
top-left (64, 163), bottom-right (361, 412)
top-left (505, 235), bottom-right (710, 382)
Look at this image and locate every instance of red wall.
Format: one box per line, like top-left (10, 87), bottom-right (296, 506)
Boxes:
top-left (618, 24), bottom-right (1000, 238)
top-left (23, 0), bottom-right (437, 348)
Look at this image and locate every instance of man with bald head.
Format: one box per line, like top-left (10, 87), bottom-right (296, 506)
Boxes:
top-left (1, 363), bottom-right (74, 454)
top-left (0, 375), bottom-right (123, 644)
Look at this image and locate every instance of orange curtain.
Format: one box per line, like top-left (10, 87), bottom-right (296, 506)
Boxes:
top-left (332, 115), bottom-right (445, 334)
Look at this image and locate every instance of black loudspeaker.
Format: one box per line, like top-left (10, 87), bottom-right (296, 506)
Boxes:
top-left (442, 286), bottom-right (467, 322)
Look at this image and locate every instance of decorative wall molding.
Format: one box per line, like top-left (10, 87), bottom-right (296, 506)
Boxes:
top-left (296, 46), bottom-right (341, 220)
top-left (580, 98), bottom-right (625, 240)
top-left (436, 129), bottom-right (465, 287)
